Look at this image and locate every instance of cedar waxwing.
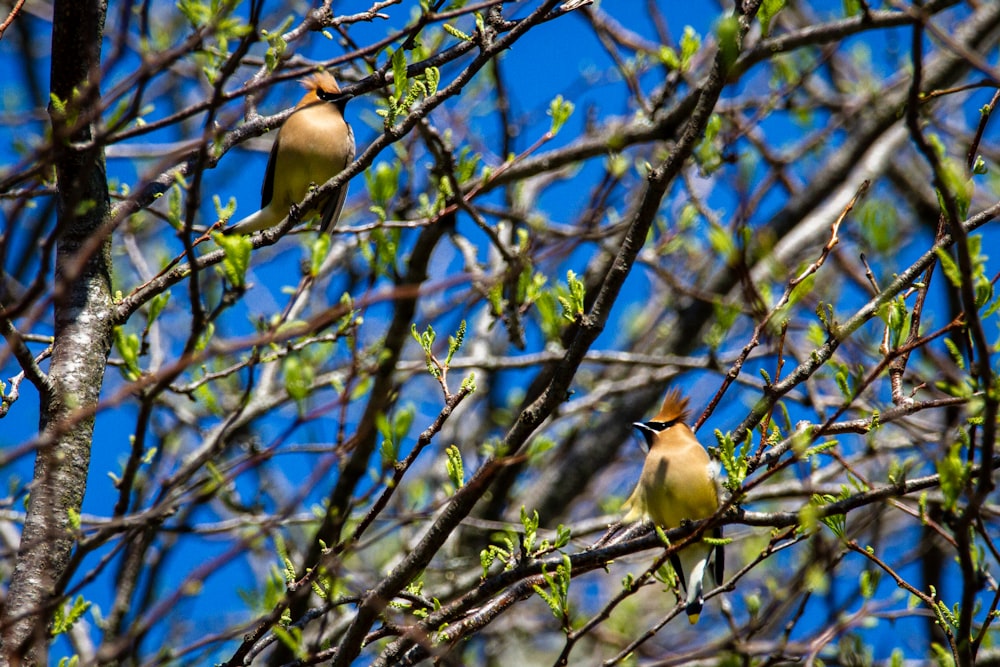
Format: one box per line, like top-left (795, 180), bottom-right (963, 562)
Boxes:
top-left (227, 72), bottom-right (355, 235)
top-left (624, 388), bottom-right (724, 624)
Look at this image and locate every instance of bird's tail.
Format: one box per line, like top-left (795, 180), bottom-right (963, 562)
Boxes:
top-left (675, 538), bottom-right (723, 624)
top-left (226, 207), bottom-right (281, 235)
top-left (681, 552), bottom-right (709, 624)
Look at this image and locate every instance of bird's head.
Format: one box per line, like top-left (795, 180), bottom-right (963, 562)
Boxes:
top-left (631, 388), bottom-right (691, 452)
top-left (299, 72), bottom-right (353, 110)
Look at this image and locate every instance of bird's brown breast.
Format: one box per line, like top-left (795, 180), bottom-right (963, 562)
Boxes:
top-left (271, 105), bottom-right (353, 210)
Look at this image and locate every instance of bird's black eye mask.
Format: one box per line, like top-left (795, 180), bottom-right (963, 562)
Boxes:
top-left (631, 418), bottom-right (681, 452)
top-left (644, 419), bottom-right (680, 432)
top-left (316, 88), bottom-right (353, 109)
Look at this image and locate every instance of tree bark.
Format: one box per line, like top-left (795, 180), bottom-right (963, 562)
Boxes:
top-left (1, 0), bottom-right (111, 664)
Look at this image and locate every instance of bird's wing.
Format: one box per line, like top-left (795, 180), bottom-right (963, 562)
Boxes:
top-left (670, 552), bottom-right (687, 590)
top-left (260, 133), bottom-right (281, 209)
top-left (712, 524), bottom-right (724, 585)
top-left (318, 181), bottom-right (349, 234)
top-left (621, 482), bottom-right (646, 523)
top-left (318, 133), bottom-right (354, 234)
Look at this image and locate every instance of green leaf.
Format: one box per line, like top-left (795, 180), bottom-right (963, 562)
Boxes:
top-left (488, 535), bottom-right (515, 572)
top-left (283, 354), bottom-right (314, 403)
top-left (526, 436), bottom-right (556, 465)
top-left (655, 557), bottom-right (679, 589)
top-left (446, 319), bottom-right (466, 364)
top-left (411, 323), bottom-right (435, 351)
top-left (658, 46), bottom-right (680, 70)
top-left (480, 546), bottom-right (497, 578)
top-left (423, 66), bottom-right (440, 96)
top-left (606, 153), bottom-right (629, 178)
top-left (309, 233), bottom-right (331, 277)
top-left (393, 405), bottom-right (414, 443)
top-left (809, 492), bottom-right (848, 539)
top-left (706, 219), bottom-right (735, 261)
top-left (411, 323), bottom-right (441, 378)
top-left (364, 161), bottom-right (401, 208)
top-left (803, 440), bottom-right (838, 460)
top-left (937, 442), bottom-right (970, 512)
top-left (114, 327), bottom-right (142, 381)
top-left (938, 157), bottom-right (974, 219)
top-left (455, 147), bottom-right (482, 184)
top-left (679, 26), bottom-right (701, 71)
top-left (972, 154), bottom-right (988, 175)
top-left (520, 506), bottom-right (539, 554)
top-left (860, 569), bottom-right (879, 598)
top-left (214, 232), bottom-right (252, 287)
top-left (694, 114), bottom-right (724, 174)
top-left (934, 247), bottom-right (962, 287)
top-left (49, 91), bottom-right (67, 116)
top-left (146, 292), bottom-right (170, 330)
top-left (547, 95), bottom-right (574, 136)
top-left (264, 34), bottom-right (285, 71)
top-left (272, 625), bottom-right (305, 657)
top-left (716, 15), bottom-right (741, 71)
top-left (165, 183), bottom-right (183, 229)
top-left (758, 0), bottom-right (785, 37)
top-left (558, 270), bottom-right (586, 321)
top-left (532, 553), bottom-right (572, 625)
top-left (554, 524), bottom-right (571, 549)
top-left (51, 595), bottom-right (91, 637)
top-left (835, 369), bottom-right (851, 399)
top-left (886, 295), bottom-right (910, 348)
top-left (445, 445), bottom-right (464, 490)
top-left (377, 412), bottom-right (398, 466)
top-left (443, 23), bottom-right (472, 41)
top-left (942, 337), bottom-right (966, 370)
top-left (391, 47), bottom-right (408, 102)
top-left (705, 301), bottom-right (740, 351)
top-left (715, 429), bottom-right (747, 491)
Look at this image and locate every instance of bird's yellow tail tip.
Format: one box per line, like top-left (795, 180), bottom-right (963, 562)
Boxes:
top-left (687, 612), bottom-right (700, 625)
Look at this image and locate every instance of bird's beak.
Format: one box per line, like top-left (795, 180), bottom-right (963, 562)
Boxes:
top-left (329, 92), bottom-right (353, 106)
top-left (632, 421), bottom-right (654, 453)
top-left (632, 421), bottom-right (654, 435)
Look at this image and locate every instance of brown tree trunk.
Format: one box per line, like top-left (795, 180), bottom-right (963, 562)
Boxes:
top-left (0, 0), bottom-right (111, 664)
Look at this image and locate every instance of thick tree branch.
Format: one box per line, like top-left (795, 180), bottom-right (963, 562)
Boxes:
top-left (1, 1), bottom-right (112, 664)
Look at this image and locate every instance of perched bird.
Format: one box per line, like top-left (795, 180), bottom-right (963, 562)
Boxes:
top-left (227, 72), bottom-right (355, 235)
top-left (624, 388), bottom-right (724, 624)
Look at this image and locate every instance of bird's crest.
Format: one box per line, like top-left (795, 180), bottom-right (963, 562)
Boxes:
top-left (301, 71), bottom-right (341, 95)
top-left (651, 388), bottom-right (690, 424)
